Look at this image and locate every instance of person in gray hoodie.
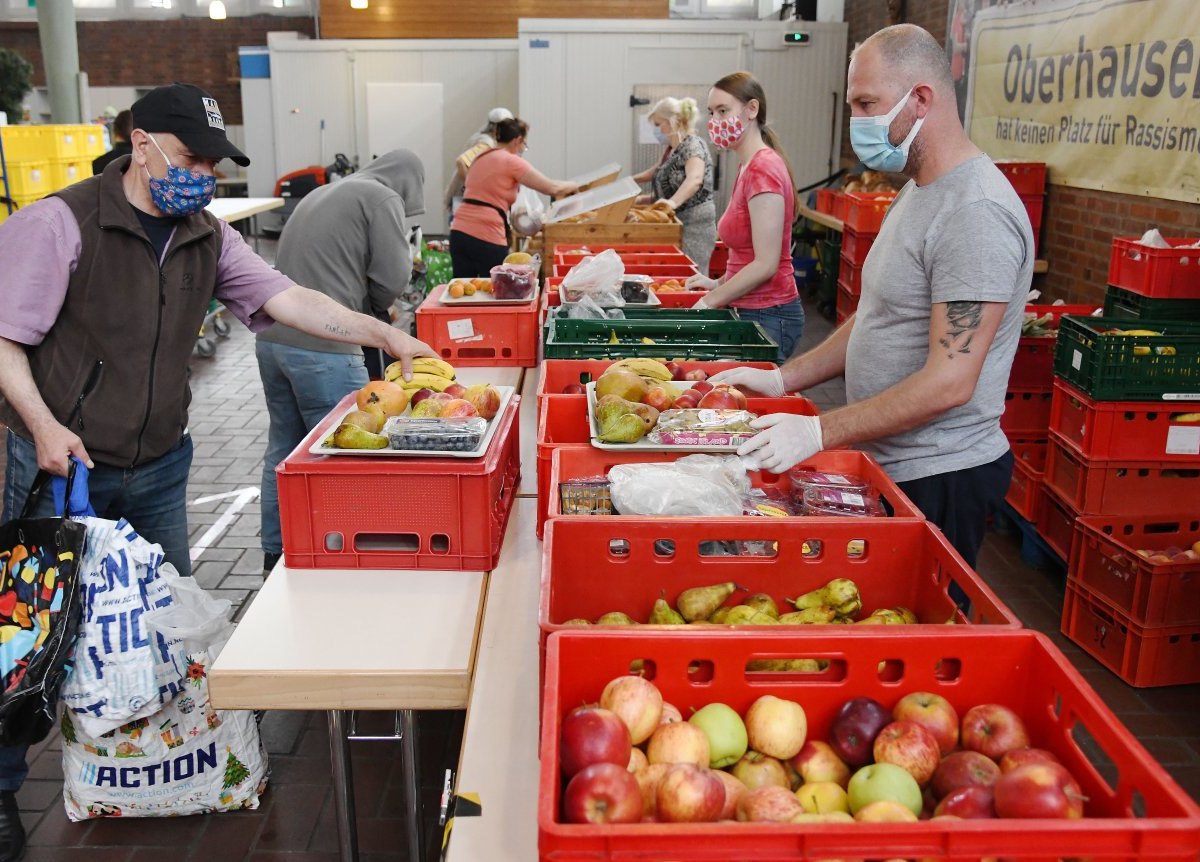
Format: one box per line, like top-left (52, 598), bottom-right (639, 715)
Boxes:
top-left (255, 148), bottom-right (427, 574)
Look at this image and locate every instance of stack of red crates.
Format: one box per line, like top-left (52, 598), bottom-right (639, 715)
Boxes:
top-left (996, 161), bottom-right (1046, 257)
top-left (1050, 236), bottom-right (1200, 687)
top-left (836, 192), bottom-right (895, 323)
top-left (1002, 303), bottom-right (1100, 525)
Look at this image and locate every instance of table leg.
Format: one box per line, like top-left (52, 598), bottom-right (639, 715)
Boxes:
top-left (328, 710), bottom-right (359, 862)
top-left (400, 709), bottom-right (422, 862)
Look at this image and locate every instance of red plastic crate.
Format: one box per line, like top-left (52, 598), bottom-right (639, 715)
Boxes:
top-left (708, 241), bottom-right (728, 279)
top-left (840, 227), bottom-right (876, 265)
top-left (1036, 483), bottom-right (1079, 561)
top-left (837, 252), bottom-right (863, 296)
top-left (416, 284), bottom-right (539, 367)
top-left (830, 190), bottom-right (848, 222)
top-left (552, 262), bottom-right (699, 279)
top-left (1051, 378), bottom-right (1200, 462)
top-left (1071, 513), bottom-right (1200, 628)
top-left (1108, 236), bottom-right (1200, 300)
top-left (555, 252), bottom-right (695, 268)
top-left (1008, 303), bottom-right (1102, 390)
top-left (1004, 436), bottom-right (1048, 523)
top-left (814, 187), bottom-right (838, 215)
top-left (535, 396), bottom-right (593, 539)
top-left (1062, 579), bottom-right (1200, 687)
top-left (1044, 431), bottom-right (1200, 515)
top-left (1001, 387), bottom-right (1053, 433)
top-left (277, 393), bottom-right (520, 570)
top-left (841, 191), bottom-right (896, 233)
top-left (553, 243), bottom-right (683, 256)
top-left (547, 446), bottom-right (919, 521)
top-left (540, 629), bottom-right (1200, 860)
top-left (835, 284), bottom-right (858, 323)
top-left (544, 277), bottom-right (704, 307)
top-left (996, 160), bottom-right (1047, 195)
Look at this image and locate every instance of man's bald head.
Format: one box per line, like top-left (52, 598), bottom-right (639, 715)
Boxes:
top-left (852, 24), bottom-right (955, 99)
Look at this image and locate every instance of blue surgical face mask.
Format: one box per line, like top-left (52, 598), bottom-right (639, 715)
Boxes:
top-left (653, 127), bottom-right (671, 146)
top-left (849, 86), bottom-right (925, 173)
top-left (143, 134), bottom-right (217, 217)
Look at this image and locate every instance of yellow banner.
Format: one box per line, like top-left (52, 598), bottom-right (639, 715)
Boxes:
top-left (966, 0), bottom-right (1200, 202)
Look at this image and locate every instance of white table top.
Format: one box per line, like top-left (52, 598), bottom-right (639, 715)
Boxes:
top-left (205, 196), bottom-right (284, 223)
top-left (453, 366), bottom-right (524, 390)
top-left (517, 365), bottom-right (539, 497)
top-left (445, 498), bottom-right (540, 862)
top-left (209, 566), bottom-right (486, 710)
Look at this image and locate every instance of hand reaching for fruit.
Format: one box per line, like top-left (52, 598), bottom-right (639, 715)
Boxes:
top-left (737, 414), bottom-right (824, 474)
top-left (381, 331), bottom-right (437, 382)
top-left (709, 367), bottom-right (787, 398)
top-left (685, 273), bottom-right (719, 292)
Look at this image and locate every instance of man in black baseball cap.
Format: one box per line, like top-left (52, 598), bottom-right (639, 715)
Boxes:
top-left (131, 82), bottom-right (249, 166)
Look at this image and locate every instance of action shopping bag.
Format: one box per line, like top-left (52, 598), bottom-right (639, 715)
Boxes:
top-left (0, 464), bottom-right (88, 746)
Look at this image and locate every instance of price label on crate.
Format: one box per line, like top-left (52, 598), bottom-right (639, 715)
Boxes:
top-left (1166, 425), bottom-right (1200, 456)
top-left (447, 318), bottom-right (475, 340)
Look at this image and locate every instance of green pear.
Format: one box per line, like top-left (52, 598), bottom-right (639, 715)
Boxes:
top-left (778, 607), bottom-right (838, 625)
top-left (708, 606), bottom-right (734, 624)
top-left (676, 582), bottom-right (744, 622)
top-left (649, 593), bottom-right (685, 625)
top-left (332, 423), bottom-right (389, 450)
top-left (596, 611), bottom-right (637, 625)
top-left (742, 593), bottom-right (779, 619)
top-left (597, 412), bottom-right (649, 443)
top-left (724, 605), bottom-right (777, 625)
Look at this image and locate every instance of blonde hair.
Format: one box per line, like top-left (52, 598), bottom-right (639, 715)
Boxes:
top-left (649, 96), bottom-right (699, 136)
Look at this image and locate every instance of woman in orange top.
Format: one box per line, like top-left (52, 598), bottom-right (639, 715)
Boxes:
top-left (450, 118), bottom-right (578, 277)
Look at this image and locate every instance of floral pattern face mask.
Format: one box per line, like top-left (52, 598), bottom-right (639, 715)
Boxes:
top-left (144, 135), bottom-right (217, 217)
top-left (707, 114), bottom-right (746, 150)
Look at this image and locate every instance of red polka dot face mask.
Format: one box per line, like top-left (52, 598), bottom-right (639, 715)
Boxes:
top-left (707, 114), bottom-right (745, 150)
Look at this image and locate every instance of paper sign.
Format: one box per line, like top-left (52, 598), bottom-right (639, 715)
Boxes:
top-left (447, 318), bottom-right (474, 340)
top-left (1166, 425), bottom-right (1200, 456)
top-left (1071, 349), bottom-right (1082, 371)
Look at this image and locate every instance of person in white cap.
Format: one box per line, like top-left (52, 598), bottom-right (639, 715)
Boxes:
top-left (444, 107), bottom-right (515, 214)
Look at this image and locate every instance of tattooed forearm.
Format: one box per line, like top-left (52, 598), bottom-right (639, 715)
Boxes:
top-left (325, 323), bottom-right (352, 338)
top-left (938, 301), bottom-right (983, 358)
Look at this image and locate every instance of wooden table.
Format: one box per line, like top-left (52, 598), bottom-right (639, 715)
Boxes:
top-left (210, 565), bottom-right (487, 862)
top-left (795, 203), bottom-right (1049, 274)
top-left (205, 196), bottom-right (283, 252)
top-left (444, 498), bottom-right (540, 862)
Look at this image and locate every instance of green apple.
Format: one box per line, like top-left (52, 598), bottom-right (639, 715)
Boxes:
top-left (688, 703), bottom-right (748, 769)
top-left (846, 762), bottom-right (923, 817)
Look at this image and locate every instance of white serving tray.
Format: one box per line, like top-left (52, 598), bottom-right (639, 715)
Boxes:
top-left (437, 282), bottom-right (539, 306)
top-left (586, 381), bottom-right (755, 453)
top-left (310, 385), bottom-right (515, 458)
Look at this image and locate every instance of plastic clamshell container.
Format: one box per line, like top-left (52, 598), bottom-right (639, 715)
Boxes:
top-left (383, 415), bottom-right (486, 452)
top-left (540, 628), bottom-right (1200, 860)
top-left (801, 484), bottom-right (886, 517)
top-left (788, 467), bottom-right (871, 495)
top-left (277, 393), bottom-right (520, 570)
top-left (1071, 513), bottom-right (1200, 628)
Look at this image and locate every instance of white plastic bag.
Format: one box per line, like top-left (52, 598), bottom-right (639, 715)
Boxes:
top-left (607, 456), bottom-right (749, 516)
top-left (144, 566), bottom-right (234, 665)
top-left (510, 186), bottom-right (545, 237)
top-left (61, 648), bottom-right (269, 820)
top-left (59, 519), bottom-right (187, 738)
top-left (560, 249), bottom-right (625, 306)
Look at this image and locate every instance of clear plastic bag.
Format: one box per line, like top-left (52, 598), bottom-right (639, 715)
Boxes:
top-left (564, 294), bottom-right (612, 320)
top-left (510, 186), bottom-right (545, 237)
top-left (607, 455), bottom-right (748, 516)
top-left (560, 249), bottom-right (625, 306)
top-left (489, 263), bottom-right (537, 300)
top-left (648, 409), bottom-right (759, 446)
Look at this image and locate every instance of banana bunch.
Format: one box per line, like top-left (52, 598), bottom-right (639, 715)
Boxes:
top-left (610, 358), bottom-right (672, 381)
top-left (384, 357), bottom-right (458, 391)
top-left (1171, 413), bottom-right (1200, 423)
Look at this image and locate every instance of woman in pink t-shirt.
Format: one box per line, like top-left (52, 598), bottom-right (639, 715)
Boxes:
top-left (450, 118), bottom-right (578, 277)
top-left (686, 72), bottom-right (803, 362)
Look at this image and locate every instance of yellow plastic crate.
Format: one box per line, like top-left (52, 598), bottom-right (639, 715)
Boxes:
top-left (0, 126), bottom-right (44, 162)
top-left (0, 193), bottom-right (42, 226)
top-left (49, 158), bottom-right (91, 191)
top-left (1, 159), bottom-right (51, 197)
top-left (77, 124), bottom-right (107, 157)
top-left (37, 125), bottom-right (85, 159)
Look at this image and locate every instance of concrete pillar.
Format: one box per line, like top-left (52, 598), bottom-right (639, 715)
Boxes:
top-left (36, 0), bottom-right (82, 123)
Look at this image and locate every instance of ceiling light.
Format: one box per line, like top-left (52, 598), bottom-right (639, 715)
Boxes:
top-left (350, 0), bottom-right (368, 9)
top-left (209, 0), bottom-right (226, 18)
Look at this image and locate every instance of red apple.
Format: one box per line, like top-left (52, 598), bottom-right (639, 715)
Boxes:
top-left (960, 704), bottom-right (1031, 761)
top-left (665, 361), bottom-right (685, 381)
top-left (562, 762), bottom-right (643, 824)
top-left (671, 392), bottom-right (700, 409)
top-left (828, 696), bottom-right (893, 768)
top-left (791, 740), bottom-right (851, 789)
top-left (408, 387), bottom-right (436, 405)
top-left (646, 720), bottom-right (710, 767)
top-left (893, 691), bottom-right (959, 756)
top-left (600, 675), bottom-right (663, 745)
top-left (439, 398), bottom-right (479, 418)
top-left (736, 785), bottom-right (805, 823)
top-left (633, 763), bottom-right (671, 818)
top-left (690, 380), bottom-right (714, 394)
top-left (931, 750), bottom-right (1001, 799)
top-left (658, 702), bottom-right (683, 726)
top-left (873, 720), bottom-right (941, 787)
top-left (443, 382), bottom-right (467, 398)
top-left (993, 763), bottom-right (1085, 819)
top-left (655, 764), bottom-right (724, 823)
top-left (683, 368), bottom-right (708, 382)
top-left (561, 382), bottom-right (586, 394)
top-left (463, 383), bottom-right (501, 419)
top-left (730, 751), bottom-right (790, 791)
top-left (999, 747), bottom-right (1061, 774)
top-left (697, 386), bottom-right (747, 410)
top-left (713, 769), bottom-right (747, 820)
top-left (560, 706), bottom-right (632, 778)
top-left (643, 385), bottom-right (674, 412)
top-left (933, 784), bottom-right (996, 818)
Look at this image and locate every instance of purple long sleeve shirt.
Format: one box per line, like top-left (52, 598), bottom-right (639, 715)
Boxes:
top-left (0, 196), bottom-right (294, 346)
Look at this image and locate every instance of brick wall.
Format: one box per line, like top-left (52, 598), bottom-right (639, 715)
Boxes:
top-left (0, 16), bottom-right (314, 125)
top-left (841, 0), bottom-right (1200, 303)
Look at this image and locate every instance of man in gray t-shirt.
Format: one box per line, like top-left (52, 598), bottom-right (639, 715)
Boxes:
top-left (712, 23), bottom-right (1033, 566)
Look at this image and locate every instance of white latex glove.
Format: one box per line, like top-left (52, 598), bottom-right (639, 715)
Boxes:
top-left (685, 273), bottom-right (718, 291)
top-left (736, 414), bottom-right (824, 474)
top-left (691, 295), bottom-right (710, 310)
top-left (709, 367), bottom-right (786, 398)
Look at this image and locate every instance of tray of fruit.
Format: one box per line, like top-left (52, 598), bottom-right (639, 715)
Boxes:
top-left (439, 276), bottom-right (538, 305)
top-left (308, 358), bottom-right (514, 458)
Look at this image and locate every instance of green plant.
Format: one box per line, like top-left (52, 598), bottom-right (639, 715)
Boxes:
top-left (0, 48), bottom-right (34, 122)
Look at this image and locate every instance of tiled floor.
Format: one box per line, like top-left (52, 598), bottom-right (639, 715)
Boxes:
top-left (1, 262), bottom-right (1196, 860)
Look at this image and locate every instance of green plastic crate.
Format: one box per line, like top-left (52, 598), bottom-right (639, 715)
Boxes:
top-left (1102, 285), bottom-right (1200, 322)
top-left (1053, 316), bottom-right (1200, 400)
top-left (541, 306), bottom-right (740, 344)
top-left (544, 318), bottom-right (778, 361)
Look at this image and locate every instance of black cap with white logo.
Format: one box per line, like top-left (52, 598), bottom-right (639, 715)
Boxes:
top-left (132, 83), bottom-right (250, 167)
